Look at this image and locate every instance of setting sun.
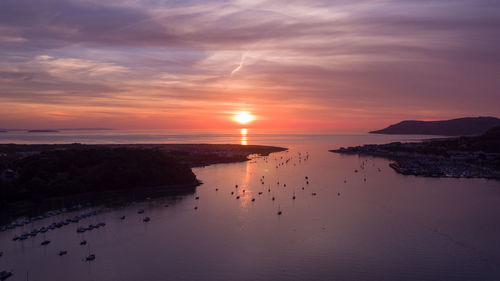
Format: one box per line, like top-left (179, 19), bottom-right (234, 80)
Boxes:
top-left (233, 111), bottom-right (255, 124)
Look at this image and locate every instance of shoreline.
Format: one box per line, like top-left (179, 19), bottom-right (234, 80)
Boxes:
top-left (330, 144), bottom-right (500, 180)
top-left (0, 182), bottom-right (201, 224)
top-left (0, 143), bottom-right (287, 218)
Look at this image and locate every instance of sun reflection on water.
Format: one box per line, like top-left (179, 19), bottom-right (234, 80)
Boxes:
top-left (240, 128), bottom-right (248, 145)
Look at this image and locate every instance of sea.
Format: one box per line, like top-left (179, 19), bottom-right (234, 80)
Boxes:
top-left (1, 129), bottom-right (500, 281)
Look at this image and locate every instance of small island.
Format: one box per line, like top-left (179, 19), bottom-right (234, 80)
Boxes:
top-left (28, 130), bottom-right (59, 133)
top-left (0, 144), bottom-right (286, 209)
top-left (331, 126), bottom-right (500, 179)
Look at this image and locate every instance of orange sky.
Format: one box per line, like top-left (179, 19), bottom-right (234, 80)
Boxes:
top-left (1, 0), bottom-right (499, 130)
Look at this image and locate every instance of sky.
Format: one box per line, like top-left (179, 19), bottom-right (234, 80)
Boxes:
top-left (1, 0), bottom-right (499, 130)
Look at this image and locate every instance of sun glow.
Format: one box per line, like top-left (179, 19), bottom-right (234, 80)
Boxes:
top-left (233, 111), bottom-right (255, 124)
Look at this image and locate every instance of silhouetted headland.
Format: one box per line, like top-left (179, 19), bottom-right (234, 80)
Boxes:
top-left (28, 130), bottom-right (59, 133)
top-left (370, 116), bottom-right (500, 136)
top-left (57, 128), bottom-right (113, 130)
top-left (331, 126), bottom-right (500, 179)
top-left (0, 144), bottom-right (286, 209)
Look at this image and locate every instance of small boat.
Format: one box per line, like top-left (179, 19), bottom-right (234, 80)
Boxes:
top-left (41, 240), bottom-right (50, 246)
top-left (0, 270), bottom-right (13, 280)
top-left (143, 217), bottom-right (150, 222)
top-left (85, 254), bottom-right (95, 262)
top-left (58, 250), bottom-right (67, 256)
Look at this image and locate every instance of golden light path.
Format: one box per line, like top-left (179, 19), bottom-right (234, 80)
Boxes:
top-left (240, 128), bottom-right (248, 145)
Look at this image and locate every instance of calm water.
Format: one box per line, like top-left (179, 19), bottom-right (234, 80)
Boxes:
top-left (1, 130), bottom-right (500, 281)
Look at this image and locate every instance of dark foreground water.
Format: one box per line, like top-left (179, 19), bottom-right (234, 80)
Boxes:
top-left (1, 130), bottom-right (500, 281)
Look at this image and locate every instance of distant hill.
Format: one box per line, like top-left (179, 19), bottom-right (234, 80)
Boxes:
top-left (370, 117), bottom-right (500, 136)
top-left (483, 125), bottom-right (500, 138)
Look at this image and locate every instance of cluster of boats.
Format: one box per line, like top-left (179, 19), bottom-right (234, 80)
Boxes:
top-left (11, 210), bottom-right (100, 242)
top-left (0, 193), bottom-right (180, 281)
top-left (0, 270), bottom-right (12, 280)
top-left (76, 222), bottom-right (106, 233)
top-left (0, 204), bottom-right (95, 233)
top-left (225, 152), bottom-right (316, 216)
top-left (271, 152), bottom-right (309, 169)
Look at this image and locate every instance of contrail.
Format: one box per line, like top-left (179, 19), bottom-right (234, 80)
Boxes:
top-left (230, 51), bottom-right (249, 77)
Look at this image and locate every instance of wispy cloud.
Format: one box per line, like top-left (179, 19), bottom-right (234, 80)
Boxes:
top-left (230, 51), bottom-right (249, 77)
